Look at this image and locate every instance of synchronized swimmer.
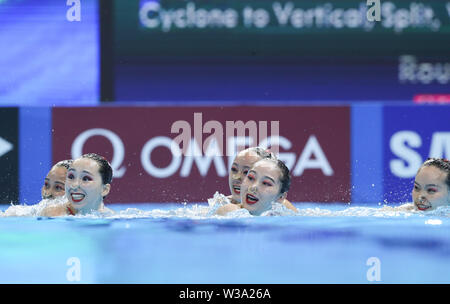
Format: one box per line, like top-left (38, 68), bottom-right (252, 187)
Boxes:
top-left (216, 156), bottom-right (292, 216)
top-left (41, 159), bottom-right (72, 201)
top-left (226, 147), bottom-right (297, 212)
top-left (40, 153), bottom-right (114, 216)
top-left (412, 158), bottom-right (450, 211)
top-left (3, 149), bottom-right (450, 217)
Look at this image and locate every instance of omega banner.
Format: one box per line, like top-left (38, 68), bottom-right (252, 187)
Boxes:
top-left (52, 107), bottom-right (350, 203)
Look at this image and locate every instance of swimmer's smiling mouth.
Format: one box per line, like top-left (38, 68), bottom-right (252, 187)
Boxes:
top-left (70, 192), bottom-right (85, 203)
top-left (416, 203), bottom-right (431, 211)
top-left (245, 193), bottom-right (259, 205)
top-left (415, 200), bottom-right (431, 211)
top-left (232, 185), bottom-right (241, 194)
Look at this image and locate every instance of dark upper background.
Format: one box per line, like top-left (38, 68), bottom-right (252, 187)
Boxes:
top-left (1, 0), bottom-right (449, 105)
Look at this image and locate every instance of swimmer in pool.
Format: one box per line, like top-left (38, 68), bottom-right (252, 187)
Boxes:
top-left (40, 153), bottom-right (113, 216)
top-left (227, 147), bottom-right (297, 212)
top-left (413, 158), bottom-right (450, 211)
top-left (41, 159), bottom-right (72, 200)
top-left (217, 157), bottom-right (291, 216)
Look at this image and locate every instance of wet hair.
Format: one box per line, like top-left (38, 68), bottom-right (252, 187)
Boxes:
top-left (275, 159), bottom-right (291, 194)
top-left (420, 158), bottom-right (450, 189)
top-left (80, 153), bottom-right (113, 185)
top-left (54, 159), bottom-right (73, 170)
top-left (242, 146), bottom-right (275, 160)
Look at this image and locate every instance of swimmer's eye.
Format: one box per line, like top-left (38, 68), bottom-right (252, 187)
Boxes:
top-left (243, 170), bottom-right (249, 175)
top-left (44, 182), bottom-right (49, 188)
top-left (83, 176), bottom-right (93, 182)
top-left (247, 174), bottom-right (255, 181)
top-left (427, 188), bottom-right (437, 194)
top-left (231, 167), bottom-right (238, 173)
top-left (68, 173), bottom-right (74, 179)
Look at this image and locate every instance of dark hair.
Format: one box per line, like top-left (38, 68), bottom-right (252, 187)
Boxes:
top-left (421, 158), bottom-right (450, 189)
top-left (80, 153), bottom-right (113, 185)
top-left (54, 159), bottom-right (73, 170)
top-left (276, 159), bottom-right (291, 194)
top-left (247, 147), bottom-right (274, 160)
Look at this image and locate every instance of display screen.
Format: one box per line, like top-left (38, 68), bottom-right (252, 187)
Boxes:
top-left (116, 0), bottom-right (450, 58)
top-left (111, 0), bottom-right (450, 102)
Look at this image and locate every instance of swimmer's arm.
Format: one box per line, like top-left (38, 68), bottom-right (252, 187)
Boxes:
top-left (282, 199), bottom-right (298, 213)
top-left (40, 204), bottom-right (69, 217)
top-left (395, 203), bottom-right (415, 211)
top-left (216, 203), bottom-right (241, 216)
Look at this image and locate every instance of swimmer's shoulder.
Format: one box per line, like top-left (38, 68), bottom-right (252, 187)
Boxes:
top-left (100, 206), bottom-right (115, 216)
top-left (216, 203), bottom-right (241, 216)
top-left (282, 198), bottom-right (298, 213)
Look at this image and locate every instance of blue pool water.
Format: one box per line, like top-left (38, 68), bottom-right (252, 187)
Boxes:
top-left (1, 202), bottom-right (450, 284)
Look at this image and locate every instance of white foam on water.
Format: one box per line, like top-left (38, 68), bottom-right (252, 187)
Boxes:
top-left (1, 192), bottom-right (450, 219)
top-left (0, 197), bottom-right (68, 217)
top-left (295, 203), bottom-right (450, 218)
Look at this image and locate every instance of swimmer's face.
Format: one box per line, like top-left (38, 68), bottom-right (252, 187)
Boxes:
top-left (65, 158), bottom-right (110, 214)
top-left (41, 166), bottom-right (67, 200)
top-left (229, 150), bottom-right (261, 203)
top-left (240, 159), bottom-right (284, 215)
top-left (413, 166), bottom-right (450, 211)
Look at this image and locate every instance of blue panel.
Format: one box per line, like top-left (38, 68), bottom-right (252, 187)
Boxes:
top-left (351, 104), bottom-right (383, 205)
top-left (19, 107), bottom-right (52, 205)
top-left (0, 0), bottom-right (99, 105)
top-left (383, 105), bottom-right (450, 204)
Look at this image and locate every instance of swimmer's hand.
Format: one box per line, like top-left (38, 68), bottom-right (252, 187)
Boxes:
top-left (216, 203), bottom-right (241, 216)
top-left (226, 195), bottom-right (240, 205)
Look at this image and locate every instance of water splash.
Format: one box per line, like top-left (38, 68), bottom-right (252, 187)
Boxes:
top-left (2, 194), bottom-right (450, 219)
top-left (295, 203), bottom-right (450, 218)
top-left (0, 197), bottom-right (68, 217)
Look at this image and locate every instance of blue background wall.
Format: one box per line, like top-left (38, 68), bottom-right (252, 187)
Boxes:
top-left (12, 104), bottom-right (450, 205)
top-left (0, 0), bottom-right (99, 105)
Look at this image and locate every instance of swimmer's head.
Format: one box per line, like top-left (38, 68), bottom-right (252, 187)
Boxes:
top-left (413, 158), bottom-right (450, 211)
top-left (80, 153), bottom-right (113, 186)
top-left (41, 159), bottom-right (73, 200)
top-left (228, 147), bottom-right (274, 203)
top-left (65, 153), bottom-right (112, 214)
top-left (240, 158), bottom-right (291, 215)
